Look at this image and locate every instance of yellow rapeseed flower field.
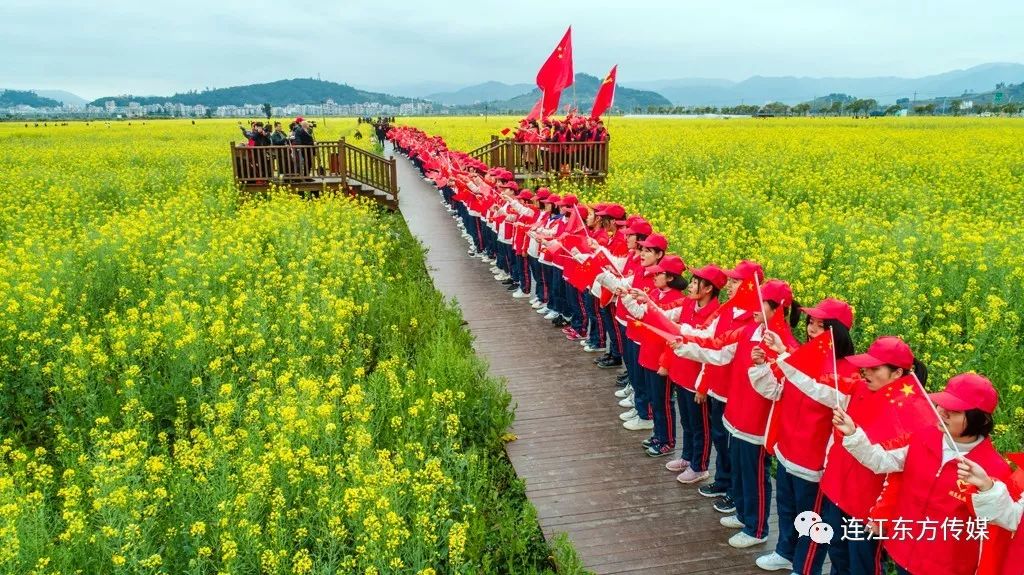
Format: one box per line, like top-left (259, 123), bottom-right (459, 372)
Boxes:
top-left (408, 115), bottom-right (1024, 449)
top-left (0, 119), bottom-right (557, 574)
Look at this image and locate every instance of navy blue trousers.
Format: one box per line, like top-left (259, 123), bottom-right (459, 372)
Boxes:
top-left (730, 436), bottom-right (772, 539)
top-left (676, 387), bottom-right (712, 471)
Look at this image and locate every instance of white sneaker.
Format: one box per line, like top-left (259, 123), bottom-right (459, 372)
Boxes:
top-left (489, 266), bottom-right (500, 273)
top-left (623, 416), bottom-right (654, 431)
top-left (529, 297), bottom-right (539, 305)
top-left (544, 311), bottom-right (560, 320)
top-left (720, 515), bottom-right (744, 529)
top-left (531, 301), bottom-right (545, 309)
top-left (495, 273), bottom-right (510, 281)
top-left (619, 408), bottom-right (637, 421)
top-left (536, 306), bottom-right (549, 314)
top-left (512, 289), bottom-right (529, 299)
top-left (728, 531), bottom-right (767, 548)
top-left (614, 385), bottom-right (633, 399)
top-left (755, 552), bottom-right (793, 571)
top-left (618, 395), bottom-right (634, 408)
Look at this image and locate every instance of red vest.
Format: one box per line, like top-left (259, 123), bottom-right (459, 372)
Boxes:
top-left (624, 272), bottom-right (656, 342)
top-left (663, 298), bottom-right (722, 391)
top-left (612, 253), bottom-right (643, 325)
top-left (636, 288), bottom-right (686, 371)
top-left (720, 323), bottom-right (773, 439)
top-left (883, 428), bottom-right (1010, 575)
top-left (699, 310), bottom-right (753, 402)
top-left (772, 358), bottom-right (859, 480)
top-left (820, 375), bottom-right (934, 519)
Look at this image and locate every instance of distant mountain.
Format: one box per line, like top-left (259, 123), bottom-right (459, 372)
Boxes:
top-left (35, 90), bottom-right (87, 106)
top-left (629, 62), bottom-right (1024, 106)
top-left (456, 73), bottom-right (671, 113)
top-left (90, 78), bottom-right (420, 107)
top-left (426, 81), bottom-right (535, 106)
top-left (360, 81), bottom-right (463, 99)
top-left (0, 90), bottom-right (62, 108)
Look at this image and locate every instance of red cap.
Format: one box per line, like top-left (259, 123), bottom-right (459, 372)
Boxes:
top-left (624, 221), bottom-right (653, 236)
top-left (638, 233), bottom-right (668, 251)
top-left (501, 181), bottom-right (520, 191)
top-left (596, 204), bottom-right (626, 219)
top-left (576, 205), bottom-right (590, 219)
top-left (546, 194), bottom-right (562, 204)
top-left (759, 279), bottom-right (793, 307)
top-left (535, 189), bottom-right (551, 200)
top-left (647, 254), bottom-right (686, 276)
top-left (592, 202), bottom-right (608, 212)
top-left (725, 260), bottom-right (765, 282)
top-left (558, 194), bottom-right (579, 207)
top-left (295, 116), bottom-right (305, 123)
top-left (516, 190), bottom-right (534, 200)
top-left (801, 298), bottom-right (854, 329)
top-left (930, 373), bottom-right (999, 414)
top-left (690, 264), bottom-right (728, 289)
top-left (847, 336), bottom-right (915, 370)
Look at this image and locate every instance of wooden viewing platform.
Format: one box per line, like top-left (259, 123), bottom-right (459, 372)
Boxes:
top-left (467, 136), bottom-right (608, 184)
top-left (230, 138), bottom-right (400, 210)
top-left (393, 143), bottom-right (776, 574)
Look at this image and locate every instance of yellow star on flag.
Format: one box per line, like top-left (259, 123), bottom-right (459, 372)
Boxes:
top-left (901, 383), bottom-right (915, 397)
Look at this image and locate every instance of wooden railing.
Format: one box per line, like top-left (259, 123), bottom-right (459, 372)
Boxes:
top-left (230, 138), bottom-right (398, 199)
top-left (344, 142), bottom-right (398, 196)
top-left (467, 136), bottom-right (608, 180)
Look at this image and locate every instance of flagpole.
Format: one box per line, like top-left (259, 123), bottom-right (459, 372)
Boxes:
top-left (829, 327), bottom-right (841, 406)
top-left (753, 274), bottom-right (768, 330)
top-left (910, 373), bottom-right (962, 459)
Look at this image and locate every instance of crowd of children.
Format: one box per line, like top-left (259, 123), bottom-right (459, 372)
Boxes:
top-left (388, 124), bottom-right (1022, 575)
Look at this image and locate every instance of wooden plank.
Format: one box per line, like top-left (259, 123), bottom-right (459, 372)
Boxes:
top-left (393, 143), bottom-right (775, 575)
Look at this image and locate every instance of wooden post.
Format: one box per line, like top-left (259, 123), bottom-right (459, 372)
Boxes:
top-left (389, 157), bottom-right (398, 201)
top-left (230, 142), bottom-right (238, 185)
top-left (489, 135), bottom-right (499, 167)
top-left (337, 138), bottom-right (347, 183)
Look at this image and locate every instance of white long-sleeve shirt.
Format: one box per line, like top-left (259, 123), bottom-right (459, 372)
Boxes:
top-left (971, 480), bottom-right (1023, 531)
top-left (843, 427), bottom-right (983, 473)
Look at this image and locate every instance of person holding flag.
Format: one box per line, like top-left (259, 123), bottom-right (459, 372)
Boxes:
top-left (595, 232), bottom-right (669, 430)
top-left (622, 254), bottom-right (689, 455)
top-left (793, 336), bottom-right (932, 575)
top-left (594, 208), bottom-right (643, 371)
top-left (960, 452), bottom-right (1024, 575)
top-left (629, 264), bottom-right (726, 476)
top-left (670, 278), bottom-right (801, 548)
top-left (833, 373), bottom-right (1011, 575)
top-left (692, 260), bottom-right (766, 515)
top-left (745, 298), bottom-right (858, 572)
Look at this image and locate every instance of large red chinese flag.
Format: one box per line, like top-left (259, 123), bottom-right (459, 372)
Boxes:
top-left (536, 27), bottom-right (574, 94)
top-left (536, 27), bottom-right (573, 117)
top-left (591, 65), bottom-right (617, 119)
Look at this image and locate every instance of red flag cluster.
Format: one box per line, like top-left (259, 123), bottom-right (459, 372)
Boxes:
top-left (534, 27), bottom-right (618, 120)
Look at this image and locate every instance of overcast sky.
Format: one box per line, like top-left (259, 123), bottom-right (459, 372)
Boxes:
top-left (3, 0), bottom-right (1022, 99)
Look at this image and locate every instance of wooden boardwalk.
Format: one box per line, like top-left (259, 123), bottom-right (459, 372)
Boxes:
top-left (392, 145), bottom-right (777, 574)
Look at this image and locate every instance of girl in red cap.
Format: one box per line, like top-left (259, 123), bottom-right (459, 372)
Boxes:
top-left (796, 336), bottom-right (932, 575)
top-left (623, 254), bottom-right (688, 455)
top-left (748, 298), bottom-right (858, 572)
top-left (596, 232), bottom-right (667, 431)
top-left (646, 264), bottom-right (727, 478)
top-left (671, 279), bottom-right (800, 549)
top-left (834, 373), bottom-right (1010, 575)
